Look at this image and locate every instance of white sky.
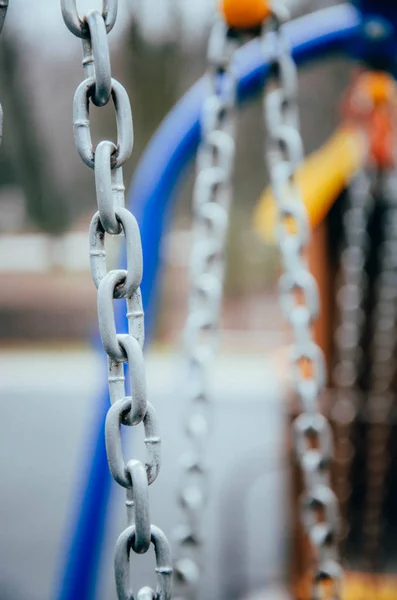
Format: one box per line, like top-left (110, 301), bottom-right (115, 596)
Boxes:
top-left (4, 0), bottom-right (304, 55)
top-left (4, 0), bottom-right (216, 55)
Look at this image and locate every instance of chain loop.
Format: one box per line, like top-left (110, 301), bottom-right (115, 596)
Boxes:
top-left (61, 0), bottom-right (118, 38)
top-left (106, 399), bottom-right (161, 488)
top-left (94, 140), bottom-right (124, 234)
top-left (97, 270), bottom-right (144, 361)
top-left (83, 9), bottom-right (112, 106)
top-left (108, 334), bottom-right (147, 422)
top-left (115, 525), bottom-right (173, 600)
top-left (124, 459), bottom-right (151, 553)
top-left (89, 208), bottom-right (143, 297)
top-left (73, 77), bottom-right (133, 169)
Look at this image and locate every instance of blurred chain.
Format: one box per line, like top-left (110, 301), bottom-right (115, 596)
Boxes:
top-left (0, 0), bottom-right (9, 147)
top-left (331, 169), bottom-right (372, 550)
top-left (173, 18), bottom-right (238, 600)
top-left (60, 1), bottom-right (173, 598)
top-left (362, 171), bottom-right (397, 569)
top-left (263, 8), bottom-right (342, 597)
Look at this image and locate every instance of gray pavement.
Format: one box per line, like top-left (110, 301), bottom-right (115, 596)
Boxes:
top-left (0, 346), bottom-right (289, 600)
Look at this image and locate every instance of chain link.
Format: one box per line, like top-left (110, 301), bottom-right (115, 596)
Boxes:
top-left (331, 169), bottom-right (372, 549)
top-left (362, 171), bottom-right (397, 568)
top-left (263, 8), bottom-right (342, 597)
top-left (60, 1), bottom-right (172, 597)
top-left (173, 18), bottom-right (239, 600)
top-left (0, 0), bottom-right (9, 147)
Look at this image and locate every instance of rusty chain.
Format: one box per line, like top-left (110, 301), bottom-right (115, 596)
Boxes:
top-left (60, 1), bottom-right (172, 597)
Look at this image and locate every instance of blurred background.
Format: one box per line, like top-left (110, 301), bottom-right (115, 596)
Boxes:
top-left (0, 0), bottom-right (351, 599)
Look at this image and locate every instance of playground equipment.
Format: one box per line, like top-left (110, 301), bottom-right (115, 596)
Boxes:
top-left (53, 1), bottom-right (397, 599)
top-left (3, 0), bottom-right (397, 599)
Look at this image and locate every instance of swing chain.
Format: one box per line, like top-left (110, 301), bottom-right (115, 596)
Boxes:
top-left (0, 0), bottom-right (9, 146)
top-left (263, 10), bottom-right (342, 596)
top-left (60, 2), bottom-right (173, 598)
top-left (363, 172), bottom-right (397, 567)
top-left (332, 169), bottom-right (372, 547)
top-left (173, 18), bottom-right (238, 600)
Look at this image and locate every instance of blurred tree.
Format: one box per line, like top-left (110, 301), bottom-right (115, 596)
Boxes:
top-left (0, 34), bottom-right (71, 234)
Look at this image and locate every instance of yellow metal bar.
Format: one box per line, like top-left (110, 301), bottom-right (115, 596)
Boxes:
top-left (254, 128), bottom-right (366, 244)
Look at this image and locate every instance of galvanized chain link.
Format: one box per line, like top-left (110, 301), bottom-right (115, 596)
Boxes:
top-left (0, 0), bottom-right (9, 147)
top-left (262, 8), bottom-right (342, 597)
top-left (60, 2), bottom-right (172, 597)
top-left (362, 171), bottom-right (397, 568)
top-left (331, 169), bottom-right (372, 549)
top-left (173, 18), bottom-right (239, 600)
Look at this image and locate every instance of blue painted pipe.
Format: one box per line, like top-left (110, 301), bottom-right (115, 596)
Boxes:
top-left (56, 5), bottom-right (361, 600)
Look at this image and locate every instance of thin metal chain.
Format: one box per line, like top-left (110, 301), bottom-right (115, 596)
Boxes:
top-left (362, 171), bottom-right (397, 568)
top-left (0, 0), bottom-right (9, 147)
top-left (173, 18), bottom-right (238, 600)
top-left (60, 2), bottom-right (173, 598)
top-left (263, 8), bottom-right (342, 598)
top-left (332, 169), bottom-right (372, 550)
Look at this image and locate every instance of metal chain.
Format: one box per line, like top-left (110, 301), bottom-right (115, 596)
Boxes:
top-left (262, 8), bottom-right (343, 598)
top-left (362, 171), bottom-right (397, 568)
top-left (331, 169), bottom-right (372, 550)
top-left (60, 2), bottom-right (173, 598)
top-left (0, 0), bottom-right (9, 147)
top-left (173, 18), bottom-right (239, 600)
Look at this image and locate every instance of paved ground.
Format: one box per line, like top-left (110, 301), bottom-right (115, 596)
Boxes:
top-left (0, 345), bottom-right (289, 600)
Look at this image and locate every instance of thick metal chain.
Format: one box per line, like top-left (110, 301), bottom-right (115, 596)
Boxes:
top-left (173, 18), bottom-right (238, 600)
top-left (263, 9), bottom-right (342, 597)
top-left (362, 171), bottom-right (397, 568)
top-left (0, 0), bottom-right (9, 147)
top-left (60, 2), bottom-right (173, 598)
top-left (332, 169), bottom-right (372, 549)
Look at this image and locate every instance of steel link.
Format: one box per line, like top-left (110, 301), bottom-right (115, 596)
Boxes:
top-left (124, 459), bottom-right (151, 553)
top-left (89, 207), bottom-right (143, 297)
top-left (262, 6), bottom-right (342, 592)
top-left (62, 2), bottom-right (171, 596)
top-left (61, 0), bottom-right (117, 38)
top-left (83, 9), bottom-right (112, 106)
top-left (106, 399), bottom-right (161, 487)
top-left (115, 525), bottom-right (173, 600)
top-left (97, 270), bottom-right (144, 361)
top-left (94, 140), bottom-right (125, 234)
top-left (173, 18), bottom-right (239, 600)
top-left (73, 77), bottom-right (133, 169)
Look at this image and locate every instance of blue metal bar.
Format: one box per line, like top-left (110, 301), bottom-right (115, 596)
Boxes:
top-left (352, 1), bottom-right (397, 72)
top-left (56, 5), bottom-right (361, 600)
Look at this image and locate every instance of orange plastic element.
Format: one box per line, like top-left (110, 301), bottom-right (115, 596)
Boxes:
top-left (295, 571), bottom-right (397, 599)
top-left (343, 71), bottom-right (397, 169)
top-left (254, 128), bottom-right (365, 243)
top-left (219, 0), bottom-right (271, 28)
